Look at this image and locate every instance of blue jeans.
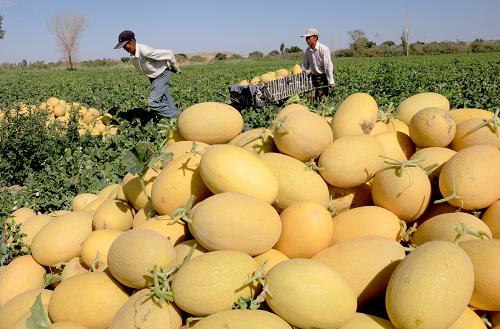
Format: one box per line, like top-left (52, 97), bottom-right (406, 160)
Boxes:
top-left (148, 69), bottom-right (178, 118)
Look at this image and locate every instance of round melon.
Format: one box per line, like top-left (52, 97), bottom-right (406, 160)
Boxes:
top-left (189, 192), bottom-right (281, 256)
top-left (108, 288), bottom-right (182, 329)
top-left (151, 152), bottom-right (211, 215)
top-left (107, 229), bottom-right (176, 289)
top-left (177, 102), bottom-right (243, 144)
top-left (93, 199), bottom-right (134, 231)
top-left (96, 183), bottom-right (120, 199)
top-left (0, 288), bottom-right (52, 329)
top-left (374, 131), bottom-right (415, 162)
top-left (71, 193), bottom-right (98, 211)
top-left (273, 109), bottom-right (333, 161)
top-left (439, 145), bottom-right (500, 210)
top-left (191, 310), bottom-right (292, 329)
top-left (411, 212), bottom-right (492, 245)
top-left (448, 307), bottom-right (487, 329)
top-left (81, 229), bottom-right (123, 270)
top-left (121, 168), bottom-right (159, 211)
top-left (48, 272), bottom-right (129, 329)
top-left (328, 183), bottom-right (373, 214)
top-left (409, 107), bottom-right (456, 147)
top-left (199, 144), bottom-right (278, 203)
top-left (51, 322), bottom-right (90, 329)
top-left (313, 236), bottom-right (405, 306)
top-left (371, 165), bottom-right (431, 222)
top-left (483, 200), bottom-right (500, 239)
top-left (171, 250), bottom-right (257, 316)
top-left (131, 201), bottom-right (156, 227)
top-left (330, 206), bottom-right (401, 245)
top-left (409, 147), bottom-right (456, 176)
top-left (0, 256), bottom-right (45, 307)
top-left (386, 118), bottom-right (410, 135)
top-left (259, 152), bottom-right (329, 211)
top-left (396, 92), bottom-right (450, 125)
top-left (173, 239), bottom-right (208, 267)
top-left (331, 93), bottom-right (379, 139)
top-left (253, 249), bottom-right (289, 274)
top-left (273, 103), bottom-right (309, 125)
top-left (229, 128), bottom-right (275, 154)
top-left (449, 108), bottom-right (494, 125)
top-left (369, 121), bottom-right (390, 135)
top-left (9, 207), bottom-right (36, 225)
top-left (274, 202), bottom-right (332, 258)
top-left (18, 214), bottom-right (52, 248)
top-left (459, 239), bottom-right (500, 311)
top-left (451, 117), bottom-right (500, 151)
top-left (266, 258), bottom-right (357, 329)
top-left (135, 215), bottom-right (188, 246)
top-left (31, 211), bottom-right (93, 266)
top-left (338, 313), bottom-right (396, 329)
top-left (162, 140), bottom-right (210, 160)
top-left (386, 241), bottom-right (474, 329)
top-left (61, 257), bottom-right (88, 281)
top-left (319, 135), bottom-right (385, 188)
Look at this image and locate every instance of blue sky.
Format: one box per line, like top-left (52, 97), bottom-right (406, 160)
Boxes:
top-left (0, 0), bottom-right (499, 63)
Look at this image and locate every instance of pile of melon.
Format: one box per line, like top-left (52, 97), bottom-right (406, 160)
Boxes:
top-left (0, 97), bottom-right (118, 137)
top-left (1, 94), bottom-right (499, 329)
top-left (239, 64), bottom-right (304, 86)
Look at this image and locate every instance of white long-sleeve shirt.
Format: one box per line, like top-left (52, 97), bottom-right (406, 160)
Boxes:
top-left (302, 41), bottom-right (335, 85)
top-left (131, 42), bottom-right (177, 78)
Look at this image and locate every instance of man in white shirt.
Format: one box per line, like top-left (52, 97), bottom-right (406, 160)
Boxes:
top-left (114, 30), bottom-right (179, 118)
top-left (301, 28), bottom-right (335, 101)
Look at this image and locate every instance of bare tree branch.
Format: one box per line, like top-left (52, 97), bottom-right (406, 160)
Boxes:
top-left (48, 13), bottom-right (87, 70)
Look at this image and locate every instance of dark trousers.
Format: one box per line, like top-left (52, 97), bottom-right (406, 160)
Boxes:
top-left (311, 74), bottom-right (329, 101)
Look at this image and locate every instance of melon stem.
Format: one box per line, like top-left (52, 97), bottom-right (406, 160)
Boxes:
top-left (467, 107), bottom-right (499, 137)
top-left (453, 223), bottom-right (492, 243)
top-left (434, 176), bottom-right (463, 208)
top-left (170, 195), bottom-right (195, 224)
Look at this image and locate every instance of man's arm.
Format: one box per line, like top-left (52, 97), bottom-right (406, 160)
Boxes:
top-left (323, 46), bottom-right (335, 85)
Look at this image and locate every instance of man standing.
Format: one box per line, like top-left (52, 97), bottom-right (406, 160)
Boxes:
top-left (114, 30), bottom-right (180, 118)
top-left (301, 28), bottom-right (335, 101)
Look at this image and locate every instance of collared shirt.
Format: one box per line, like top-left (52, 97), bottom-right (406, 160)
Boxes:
top-left (131, 42), bottom-right (177, 79)
top-left (302, 41), bottom-right (335, 85)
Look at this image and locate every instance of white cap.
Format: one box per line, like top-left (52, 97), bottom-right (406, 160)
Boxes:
top-left (301, 28), bottom-right (319, 37)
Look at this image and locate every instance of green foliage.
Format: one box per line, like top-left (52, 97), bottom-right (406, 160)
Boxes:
top-left (214, 52), bottom-right (228, 61)
top-left (26, 295), bottom-right (51, 329)
top-left (0, 15), bottom-right (4, 39)
top-left (1, 218), bottom-right (29, 266)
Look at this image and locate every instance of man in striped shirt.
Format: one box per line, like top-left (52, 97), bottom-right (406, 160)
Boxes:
top-left (301, 28), bottom-right (335, 102)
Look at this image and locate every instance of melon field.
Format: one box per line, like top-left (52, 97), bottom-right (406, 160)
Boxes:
top-left (0, 53), bottom-right (499, 329)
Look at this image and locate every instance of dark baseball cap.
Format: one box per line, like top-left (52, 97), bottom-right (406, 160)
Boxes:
top-left (114, 30), bottom-right (135, 49)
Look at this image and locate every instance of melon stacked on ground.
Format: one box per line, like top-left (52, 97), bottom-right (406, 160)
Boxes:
top-left (1, 92), bottom-right (499, 329)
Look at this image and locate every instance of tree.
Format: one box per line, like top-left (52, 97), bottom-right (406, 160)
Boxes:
top-left (401, 9), bottom-right (410, 56)
top-left (248, 51), bottom-right (264, 58)
top-left (382, 40), bottom-right (396, 47)
top-left (286, 46), bottom-right (302, 53)
top-left (348, 29), bottom-right (372, 55)
top-left (280, 43), bottom-right (285, 54)
top-left (0, 15), bottom-right (5, 39)
top-left (268, 50), bottom-right (280, 56)
top-left (214, 52), bottom-right (227, 61)
top-left (48, 13), bottom-right (87, 70)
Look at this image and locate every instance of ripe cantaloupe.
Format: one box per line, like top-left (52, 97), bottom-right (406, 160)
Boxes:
top-left (396, 92), bottom-right (450, 125)
top-left (273, 103), bottom-right (309, 125)
top-left (386, 241), bottom-right (474, 329)
top-left (273, 109), bottom-right (333, 161)
top-left (411, 212), bottom-right (492, 245)
top-left (199, 144), bottom-right (279, 203)
top-left (173, 239), bottom-right (208, 267)
top-left (18, 214), bottom-right (52, 248)
top-left (369, 121), bottom-right (390, 135)
top-left (48, 271), bottom-right (129, 329)
top-left (314, 236), bottom-right (405, 306)
top-left (459, 239), bottom-right (500, 311)
top-left (9, 207), bottom-right (36, 225)
top-left (0, 289), bottom-right (52, 329)
top-left (107, 229), bottom-right (176, 289)
top-left (449, 108), bottom-right (494, 125)
top-left (274, 202), bottom-right (332, 258)
top-left (191, 310), bottom-right (292, 329)
top-left (0, 256), bottom-right (45, 306)
top-left (439, 145), bottom-right (500, 210)
top-left (71, 193), bottom-right (99, 211)
top-left (448, 307), bottom-right (487, 329)
top-left (171, 250), bottom-right (257, 316)
top-left (374, 131), bottom-right (415, 162)
top-left (483, 200), bottom-right (500, 238)
top-left (254, 249), bottom-right (289, 274)
top-left (135, 215), bottom-right (188, 245)
top-left (61, 257), bottom-right (88, 281)
top-left (330, 206), bottom-right (401, 245)
top-left (229, 128), bottom-right (275, 154)
top-left (371, 165), bottom-right (431, 222)
top-left (93, 199), bottom-right (134, 231)
top-left (266, 258), bottom-right (357, 329)
top-left (177, 102), bottom-right (243, 144)
top-left (81, 229), bottom-right (123, 270)
top-left (409, 107), bottom-right (456, 147)
top-left (328, 184), bottom-right (373, 214)
top-left (338, 313), bottom-right (396, 329)
top-left (162, 140), bottom-right (210, 160)
top-left (451, 117), bottom-right (500, 151)
top-left (31, 211), bottom-right (93, 266)
top-left (121, 168), bottom-right (159, 211)
top-left (151, 152), bottom-right (211, 215)
top-left (259, 152), bottom-right (330, 211)
top-left (82, 197), bottom-right (107, 211)
top-left (319, 135), bottom-right (385, 188)
top-left (131, 201), bottom-right (156, 227)
top-left (189, 192), bottom-right (281, 256)
top-left (108, 288), bottom-right (182, 329)
top-left (409, 147), bottom-right (456, 176)
top-left (51, 322), bottom-right (90, 329)
top-left (96, 183), bottom-right (120, 199)
top-left (331, 93), bottom-right (379, 139)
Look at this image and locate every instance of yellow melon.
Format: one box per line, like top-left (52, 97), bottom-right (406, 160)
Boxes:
top-left (191, 310), bottom-right (292, 329)
top-left (229, 128), bottom-right (275, 154)
top-left (253, 249), bottom-right (289, 274)
top-left (174, 239), bottom-right (208, 267)
top-left (409, 107), bottom-right (456, 147)
top-left (448, 307), bottom-right (487, 329)
top-left (177, 102), bottom-right (243, 144)
top-left (0, 289), bottom-right (52, 329)
top-left (93, 199), bottom-right (134, 231)
top-left (338, 313), bottom-right (396, 329)
top-left (451, 117), bottom-right (500, 151)
top-left (449, 108), bottom-right (494, 125)
top-left (162, 140), bottom-right (210, 160)
top-left (0, 256), bottom-right (45, 306)
top-left (121, 168), bottom-right (159, 210)
top-left (483, 200), bottom-right (500, 239)
top-left (61, 257), bottom-right (88, 281)
top-left (331, 93), bottom-right (379, 139)
top-left (81, 229), bottom-right (123, 270)
top-left (136, 215), bottom-right (188, 246)
top-left (71, 193), bottom-right (99, 211)
top-left (328, 183), bottom-right (373, 214)
top-left (374, 131), bottom-right (415, 162)
top-left (396, 92), bottom-right (450, 125)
